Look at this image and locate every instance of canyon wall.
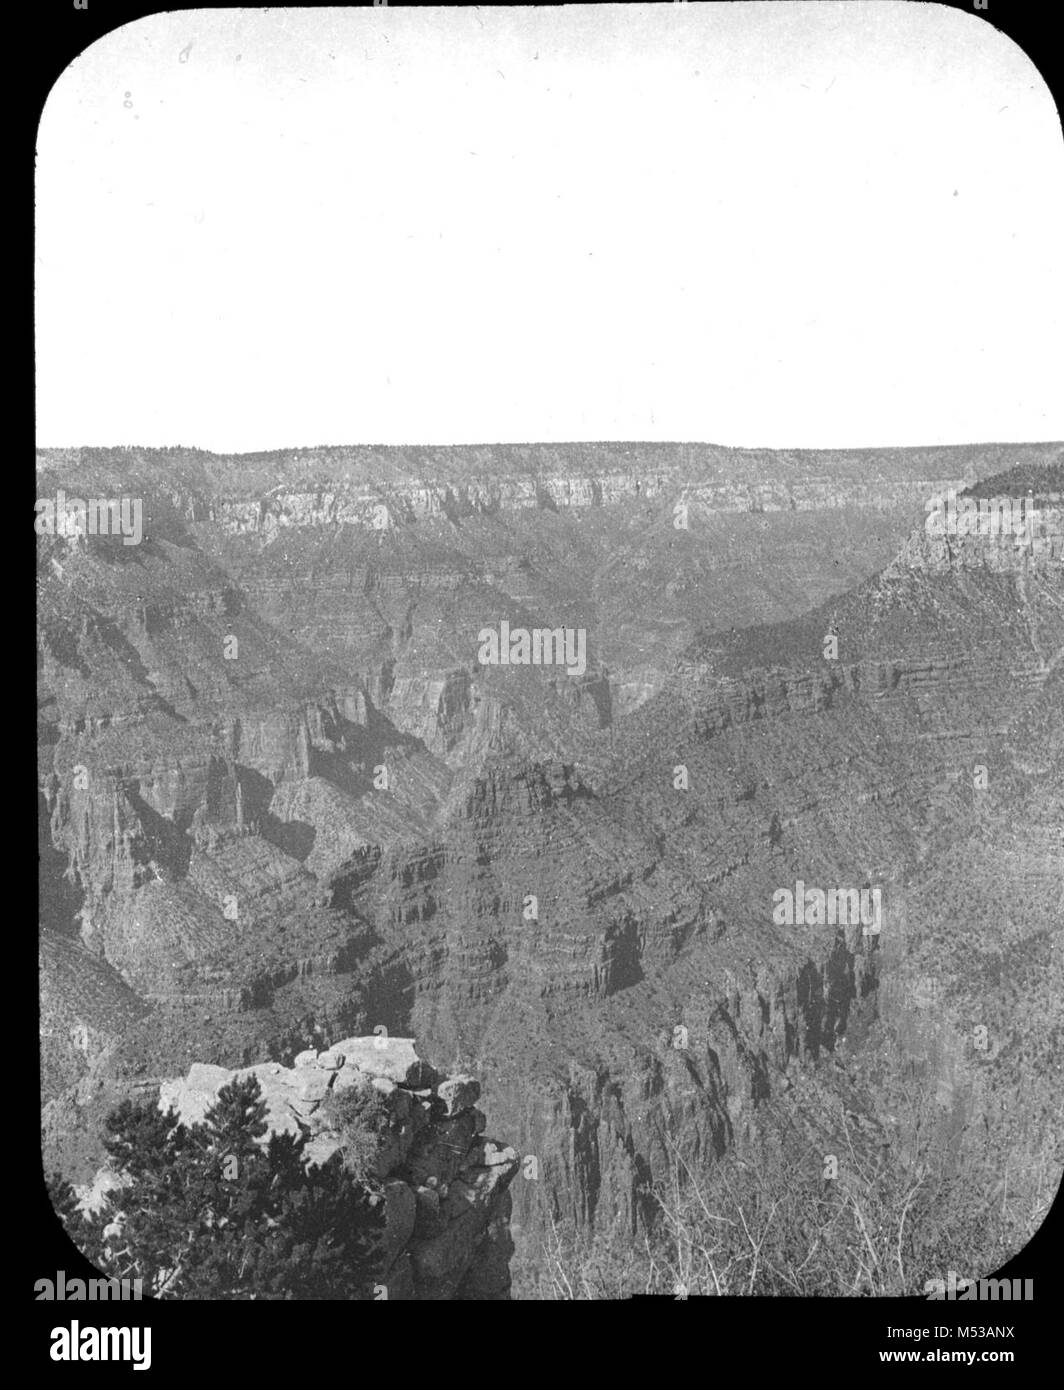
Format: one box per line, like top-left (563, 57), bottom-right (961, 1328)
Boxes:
top-left (39, 444), bottom-right (1064, 1290)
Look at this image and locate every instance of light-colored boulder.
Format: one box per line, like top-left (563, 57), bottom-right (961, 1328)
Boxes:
top-left (328, 1036), bottom-right (436, 1087)
top-left (477, 1140), bottom-right (519, 1168)
top-left (436, 1075), bottom-right (481, 1116)
top-left (294, 1069), bottom-right (333, 1106)
top-left (159, 1062), bottom-right (231, 1126)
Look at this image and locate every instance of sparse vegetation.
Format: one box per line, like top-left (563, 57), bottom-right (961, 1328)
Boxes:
top-left (516, 1092), bottom-right (1059, 1299)
top-left (316, 1078), bottom-right (395, 1183)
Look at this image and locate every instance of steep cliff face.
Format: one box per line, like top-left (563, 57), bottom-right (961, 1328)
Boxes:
top-left (39, 444), bottom-right (1064, 1291)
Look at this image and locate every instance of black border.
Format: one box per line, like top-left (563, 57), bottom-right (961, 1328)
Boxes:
top-left (29, 0), bottom-right (1063, 1369)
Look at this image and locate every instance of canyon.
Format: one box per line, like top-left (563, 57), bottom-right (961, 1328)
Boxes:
top-left (38, 440), bottom-right (1064, 1296)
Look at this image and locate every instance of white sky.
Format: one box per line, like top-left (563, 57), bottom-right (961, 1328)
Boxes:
top-left (36, 3), bottom-right (1064, 452)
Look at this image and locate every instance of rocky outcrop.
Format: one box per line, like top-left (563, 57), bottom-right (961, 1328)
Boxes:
top-left (156, 1037), bottom-right (519, 1300)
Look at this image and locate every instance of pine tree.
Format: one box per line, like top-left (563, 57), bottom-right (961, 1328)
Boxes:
top-left (46, 1170), bottom-right (103, 1268)
top-left (65, 1075), bottom-right (384, 1299)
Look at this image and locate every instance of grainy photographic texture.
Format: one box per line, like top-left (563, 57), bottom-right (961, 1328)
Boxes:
top-left (37, 4), bottom-right (1062, 1310)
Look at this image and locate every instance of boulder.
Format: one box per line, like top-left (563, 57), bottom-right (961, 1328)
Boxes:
top-left (158, 1063), bottom-right (231, 1126)
top-left (328, 1036), bottom-right (436, 1087)
top-left (405, 1110), bottom-right (479, 1187)
top-left (294, 1069), bottom-right (333, 1107)
top-left (477, 1140), bottom-right (518, 1168)
top-left (436, 1075), bottom-right (481, 1116)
